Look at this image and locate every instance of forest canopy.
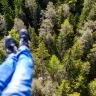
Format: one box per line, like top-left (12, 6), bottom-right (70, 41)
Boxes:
top-left (0, 0), bottom-right (96, 96)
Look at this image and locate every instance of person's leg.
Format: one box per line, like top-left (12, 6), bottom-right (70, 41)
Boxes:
top-left (2, 29), bottom-right (34, 96)
top-left (0, 36), bottom-right (17, 95)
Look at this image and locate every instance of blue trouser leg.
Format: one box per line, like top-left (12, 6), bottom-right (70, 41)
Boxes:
top-left (2, 46), bottom-right (33, 96)
top-left (0, 54), bottom-right (17, 95)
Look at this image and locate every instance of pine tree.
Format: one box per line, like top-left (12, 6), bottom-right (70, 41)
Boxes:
top-left (57, 19), bottom-right (74, 59)
top-left (62, 49), bottom-right (90, 94)
top-left (78, 0), bottom-right (95, 27)
top-left (14, 0), bottom-right (23, 17)
top-left (79, 22), bottom-right (93, 58)
top-left (57, 80), bottom-right (70, 96)
top-left (28, 27), bottom-right (39, 51)
top-left (88, 44), bottom-right (96, 77)
top-left (0, 38), bottom-right (6, 63)
top-left (0, 0), bottom-right (14, 30)
top-left (14, 18), bottom-right (26, 31)
top-left (0, 14), bottom-right (6, 35)
top-left (8, 29), bottom-right (19, 44)
top-left (25, 0), bottom-right (39, 30)
top-left (45, 1), bottom-right (57, 25)
top-left (71, 41), bottom-right (83, 60)
top-left (89, 79), bottom-right (96, 96)
top-left (42, 80), bottom-right (57, 96)
top-left (39, 2), bottom-right (56, 37)
top-left (39, 19), bottom-right (54, 38)
top-left (57, 4), bottom-right (70, 28)
top-left (87, 3), bottom-right (96, 20)
top-left (34, 41), bottom-right (50, 78)
top-left (48, 55), bottom-right (62, 80)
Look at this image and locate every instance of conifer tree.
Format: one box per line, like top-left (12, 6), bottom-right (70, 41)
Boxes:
top-left (62, 49), bottom-right (90, 94)
top-left (14, 18), bottom-right (26, 31)
top-left (39, 2), bottom-right (56, 37)
top-left (13, 0), bottom-right (28, 27)
top-left (57, 80), bottom-right (70, 96)
top-left (14, 0), bottom-right (23, 17)
top-left (25, 0), bottom-right (39, 30)
top-left (78, 21), bottom-right (94, 58)
top-left (87, 3), bottom-right (96, 20)
top-left (39, 18), bottom-right (56, 55)
top-left (79, 0), bottom-right (95, 27)
top-left (57, 19), bottom-right (74, 59)
top-left (88, 44), bottom-right (96, 77)
top-left (0, 38), bottom-right (6, 63)
top-left (0, 0), bottom-right (14, 30)
top-left (39, 1), bottom-right (58, 55)
top-left (57, 4), bottom-right (70, 28)
top-left (45, 2), bottom-right (57, 25)
top-left (9, 29), bottom-right (19, 44)
top-left (39, 19), bottom-right (54, 38)
top-left (48, 55), bottom-right (62, 80)
top-left (42, 80), bottom-right (57, 96)
top-left (28, 27), bottom-right (39, 51)
top-left (89, 79), bottom-right (96, 96)
top-left (34, 41), bottom-right (50, 78)
top-left (0, 14), bottom-right (6, 35)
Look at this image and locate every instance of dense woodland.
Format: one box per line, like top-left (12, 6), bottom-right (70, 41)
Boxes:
top-left (0, 0), bottom-right (96, 96)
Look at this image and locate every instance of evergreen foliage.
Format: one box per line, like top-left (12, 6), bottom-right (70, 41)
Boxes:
top-left (89, 78), bottom-right (96, 96)
top-left (25, 0), bottom-right (39, 29)
top-left (0, 0), bottom-right (14, 30)
top-left (0, 14), bottom-right (6, 35)
top-left (57, 80), bottom-right (70, 96)
top-left (48, 55), bottom-right (62, 81)
top-left (0, 0), bottom-right (96, 95)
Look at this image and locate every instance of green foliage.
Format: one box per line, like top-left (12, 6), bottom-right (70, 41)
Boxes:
top-left (88, 44), bottom-right (96, 75)
top-left (0, 0), bottom-right (96, 95)
top-left (57, 80), bottom-right (70, 96)
top-left (14, 18), bottom-right (26, 31)
top-left (71, 41), bottom-right (83, 60)
top-left (32, 79), bottom-right (43, 96)
top-left (0, 14), bottom-right (6, 34)
top-left (39, 19), bottom-right (54, 39)
top-left (42, 80), bottom-right (57, 96)
top-left (77, 21), bottom-right (95, 58)
top-left (14, 0), bottom-right (23, 17)
top-left (69, 92), bottom-right (80, 96)
top-left (39, 1), bottom-right (56, 40)
top-left (62, 48), bottom-right (90, 94)
top-left (0, 0), bottom-right (14, 30)
top-left (45, 2), bottom-right (57, 25)
top-left (57, 4), bottom-right (70, 28)
top-left (28, 27), bottom-right (39, 51)
top-left (87, 3), bottom-right (96, 20)
top-left (34, 41), bottom-right (50, 77)
top-left (25, 0), bottom-right (38, 29)
top-left (45, 33), bottom-right (57, 55)
top-left (0, 49), bottom-right (6, 63)
top-left (57, 19), bottom-right (74, 59)
top-left (79, 0), bottom-right (96, 27)
top-left (68, 13), bottom-right (79, 30)
top-left (62, 50), bottom-right (82, 80)
top-left (9, 29), bottom-right (19, 44)
top-left (48, 55), bottom-right (62, 80)
top-left (32, 79), bottom-right (57, 96)
top-left (79, 8), bottom-right (89, 26)
top-left (64, 0), bottom-right (77, 13)
top-left (0, 38), bottom-right (6, 63)
top-left (89, 78), bottom-right (96, 96)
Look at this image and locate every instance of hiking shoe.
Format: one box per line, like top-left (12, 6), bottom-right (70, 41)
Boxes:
top-left (5, 36), bottom-right (17, 54)
top-left (19, 29), bottom-right (30, 47)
